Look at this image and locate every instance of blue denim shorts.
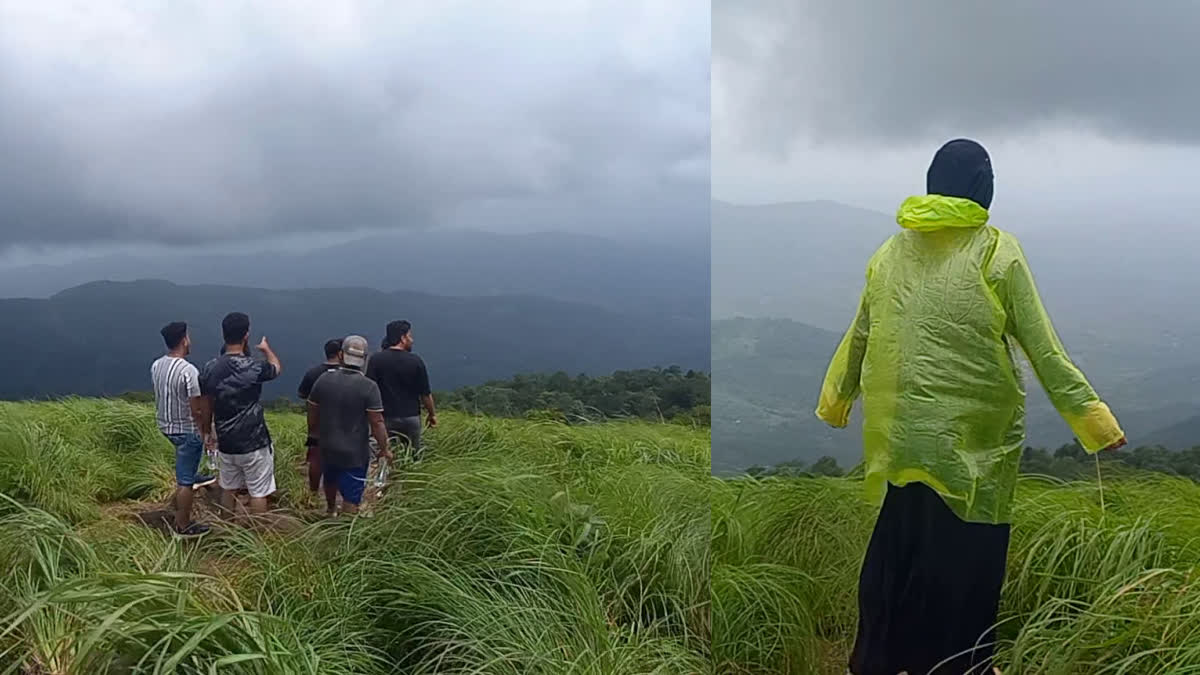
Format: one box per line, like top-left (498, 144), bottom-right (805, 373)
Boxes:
top-left (165, 433), bottom-right (204, 487)
top-left (323, 464), bottom-right (368, 505)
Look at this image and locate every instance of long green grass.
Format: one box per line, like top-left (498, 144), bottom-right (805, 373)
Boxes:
top-left (712, 471), bottom-right (1200, 674)
top-left (0, 399), bottom-right (711, 674)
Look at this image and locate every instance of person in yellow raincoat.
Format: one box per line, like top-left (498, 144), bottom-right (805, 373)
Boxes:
top-left (817, 139), bottom-right (1125, 675)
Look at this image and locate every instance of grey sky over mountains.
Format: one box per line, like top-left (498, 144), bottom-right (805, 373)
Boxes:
top-left (0, 1), bottom-right (708, 253)
top-left (714, 0), bottom-right (1200, 229)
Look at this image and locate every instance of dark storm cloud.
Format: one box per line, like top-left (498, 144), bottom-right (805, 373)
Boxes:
top-left (715, 0), bottom-right (1200, 152)
top-left (0, 2), bottom-right (708, 248)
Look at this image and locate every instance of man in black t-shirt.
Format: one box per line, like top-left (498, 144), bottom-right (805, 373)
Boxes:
top-left (198, 311), bottom-right (282, 515)
top-left (297, 338), bottom-right (343, 492)
top-left (366, 320), bottom-right (437, 461)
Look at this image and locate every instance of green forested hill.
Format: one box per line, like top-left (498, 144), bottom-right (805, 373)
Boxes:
top-left (0, 280), bottom-right (708, 401)
top-left (711, 317), bottom-right (860, 473)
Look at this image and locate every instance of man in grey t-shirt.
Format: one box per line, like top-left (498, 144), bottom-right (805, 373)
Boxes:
top-left (307, 335), bottom-right (393, 515)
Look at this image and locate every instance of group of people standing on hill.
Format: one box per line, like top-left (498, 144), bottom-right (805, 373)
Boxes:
top-left (150, 312), bottom-right (436, 537)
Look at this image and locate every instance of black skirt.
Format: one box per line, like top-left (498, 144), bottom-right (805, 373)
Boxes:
top-left (849, 481), bottom-right (1011, 675)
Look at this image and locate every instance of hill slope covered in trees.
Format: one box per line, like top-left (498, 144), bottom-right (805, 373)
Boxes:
top-left (0, 280), bottom-right (708, 401)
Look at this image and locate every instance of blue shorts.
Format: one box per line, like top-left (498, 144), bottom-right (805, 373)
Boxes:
top-left (165, 433), bottom-right (204, 487)
top-left (323, 464), bottom-right (368, 505)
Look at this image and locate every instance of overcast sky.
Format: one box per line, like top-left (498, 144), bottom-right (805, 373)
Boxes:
top-left (0, 1), bottom-right (708, 262)
top-left (714, 0), bottom-right (1200, 236)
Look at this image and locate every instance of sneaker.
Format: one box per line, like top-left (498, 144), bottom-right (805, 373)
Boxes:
top-left (192, 474), bottom-right (217, 489)
top-left (175, 522), bottom-right (211, 538)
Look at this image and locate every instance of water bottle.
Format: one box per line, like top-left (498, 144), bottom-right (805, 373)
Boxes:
top-left (370, 436), bottom-right (389, 490)
top-left (374, 457), bottom-right (390, 488)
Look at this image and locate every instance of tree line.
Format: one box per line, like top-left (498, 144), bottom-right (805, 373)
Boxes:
top-left (117, 366), bottom-right (711, 427)
top-left (746, 441), bottom-right (1200, 483)
top-left (439, 367), bottom-right (709, 425)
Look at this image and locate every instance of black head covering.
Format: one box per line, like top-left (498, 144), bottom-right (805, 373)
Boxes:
top-left (926, 139), bottom-right (994, 210)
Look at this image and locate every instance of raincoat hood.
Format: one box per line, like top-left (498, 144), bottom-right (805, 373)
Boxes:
top-left (927, 138), bottom-right (994, 209)
top-left (896, 194), bottom-right (990, 232)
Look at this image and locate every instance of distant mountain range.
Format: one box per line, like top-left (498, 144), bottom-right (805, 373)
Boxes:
top-left (0, 280), bottom-right (708, 402)
top-left (0, 229), bottom-right (708, 320)
top-left (712, 199), bottom-right (1199, 377)
top-left (712, 199), bottom-right (1200, 473)
top-left (712, 199), bottom-right (893, 329)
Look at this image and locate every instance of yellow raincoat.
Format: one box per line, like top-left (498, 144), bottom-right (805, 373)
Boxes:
top-left (816, 194), bottom-right (1124, 524)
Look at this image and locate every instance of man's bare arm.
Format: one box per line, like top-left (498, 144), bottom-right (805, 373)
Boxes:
top-left (257, 337), bottom-right (282, 377)
top-left (197, 396), bottom-right (214, 437)
top-left (196, 395), bottom-right (216, 449)
top-left (421, 394), bottom-right (437, 427)
top-left (188, 396), bottom-right (206, 434)
top-left (367, 410), bottom-right (392, 460)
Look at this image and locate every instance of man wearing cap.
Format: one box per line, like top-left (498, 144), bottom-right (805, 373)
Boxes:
top-left (306, 335), bottom-right (394, 515)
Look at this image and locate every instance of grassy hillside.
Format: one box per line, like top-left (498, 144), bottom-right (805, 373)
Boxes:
top-left (713, 473), bottom-right (1200, 674)
top-left (0, 399), bottom-right (710, 673)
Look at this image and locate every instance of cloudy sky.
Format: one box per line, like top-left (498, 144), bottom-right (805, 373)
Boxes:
top-left (0, 1), bottom-right (708, 262)
top-left (714, 0), bottom-right (1200, 237)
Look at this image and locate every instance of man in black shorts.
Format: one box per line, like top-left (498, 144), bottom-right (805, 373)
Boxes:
top-left (366, 320), bottom-right (436, 461)
top-left (297, 338), bottom-right (343, 492)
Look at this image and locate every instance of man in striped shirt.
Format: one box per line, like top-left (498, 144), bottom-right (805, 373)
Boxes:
top-left (151, 321), bottom-right (213, 537)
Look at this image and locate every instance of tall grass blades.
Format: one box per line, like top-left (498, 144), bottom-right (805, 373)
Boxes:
top-left (711, 473), bottom-right (1200, 674)
top-left (0, 400), bottom-right (711, 674)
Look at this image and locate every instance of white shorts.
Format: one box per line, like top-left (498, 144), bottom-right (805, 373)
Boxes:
top-left (218, 445), bottom-right (276, 498)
